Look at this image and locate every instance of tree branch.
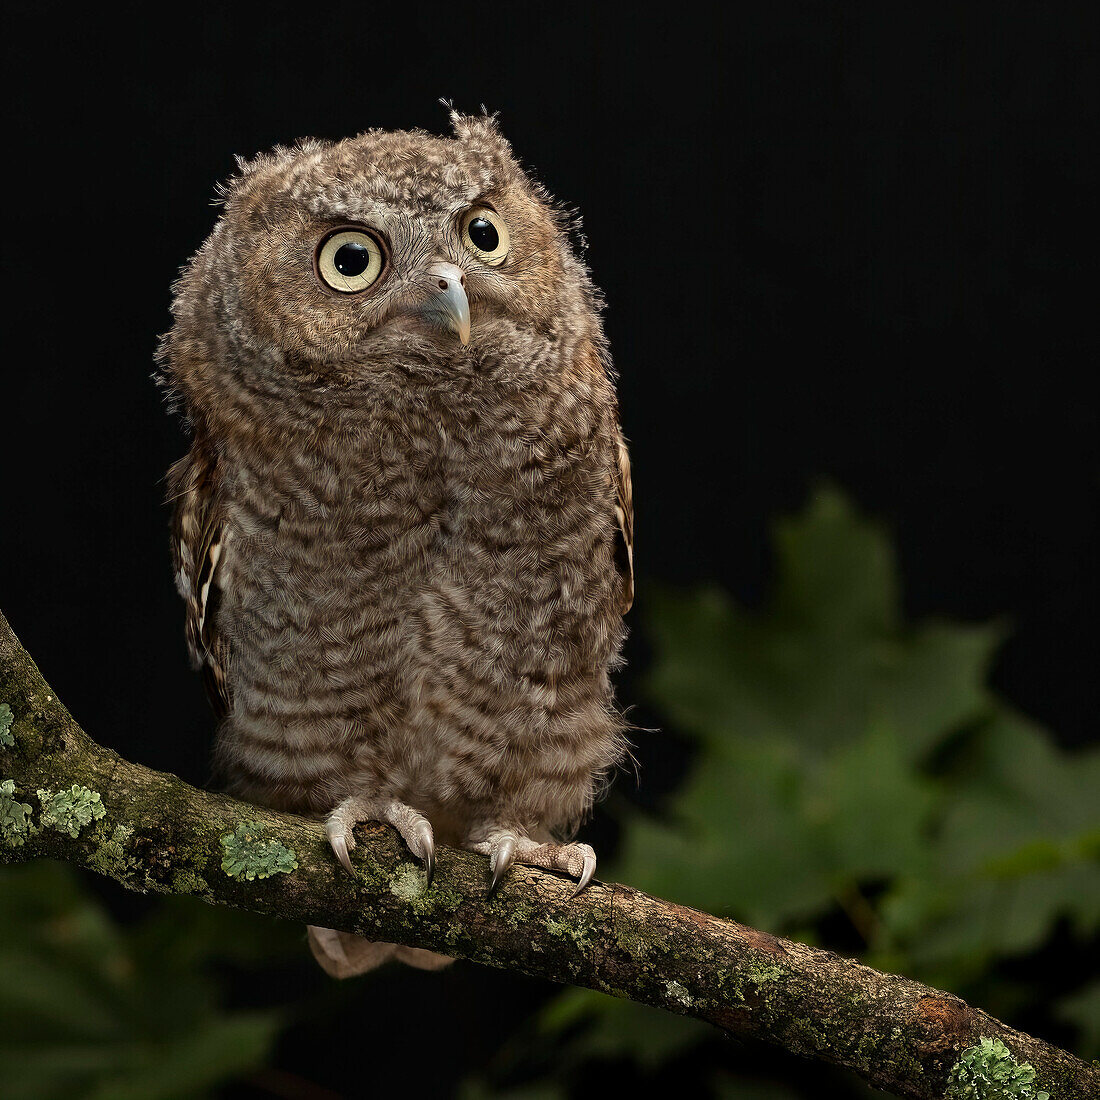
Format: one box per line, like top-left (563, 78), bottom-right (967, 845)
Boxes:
top-left (1, 608), bottom-right (1095, 1099)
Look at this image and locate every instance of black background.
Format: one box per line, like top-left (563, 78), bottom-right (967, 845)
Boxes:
top-left (3, 4), bottom-right (1097, 1097)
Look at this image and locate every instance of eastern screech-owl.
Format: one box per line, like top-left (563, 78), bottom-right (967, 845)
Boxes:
top-left (159, 110), bottom-right (633, 976)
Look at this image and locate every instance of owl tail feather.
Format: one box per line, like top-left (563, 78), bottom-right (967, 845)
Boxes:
top-left (307, 925), bottom-right (454, 977)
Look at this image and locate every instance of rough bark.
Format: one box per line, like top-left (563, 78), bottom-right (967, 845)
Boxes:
top-left (1, 608), bottom-right (1096, 1099)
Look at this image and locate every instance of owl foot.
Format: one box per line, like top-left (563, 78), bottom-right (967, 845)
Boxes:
top-left (326, 797), bottom-right (435, 885)
top-left (465, 829), bottom-right (597, 898)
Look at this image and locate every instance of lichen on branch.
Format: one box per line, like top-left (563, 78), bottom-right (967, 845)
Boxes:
top-left (220, 822), bottom-right (299, 879)
top-left (37, 783), bottom-right (107, 837)
top-left (1, 778), bottom-right (34, 847)
top-left (947, 1037), bottom-right (1051, 1100)
top-left (0, 702), bottom-right (14, 746)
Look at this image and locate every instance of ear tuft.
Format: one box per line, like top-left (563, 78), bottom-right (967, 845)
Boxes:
top-left (444, 101), bottom-right (511, 151)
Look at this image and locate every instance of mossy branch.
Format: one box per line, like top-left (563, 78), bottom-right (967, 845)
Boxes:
top-left (1, 609), bottom-right (1096, 1100)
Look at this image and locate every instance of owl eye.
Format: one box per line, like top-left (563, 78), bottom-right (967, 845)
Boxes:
top-left (461, 207), bottom-right (510, 266)
top-left (315, 228), bottom-right (386, 293)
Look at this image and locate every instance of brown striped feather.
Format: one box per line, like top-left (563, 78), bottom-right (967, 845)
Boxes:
top-left (168, 444), bottom-right (232, 718)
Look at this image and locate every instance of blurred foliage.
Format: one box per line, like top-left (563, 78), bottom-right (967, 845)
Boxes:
top-left (0, 863), bottom-right (300, 1100)
top-left (1, 487), bottom-right (1097, 1098)
top-left (468, 487), bottom-right (1100, 1097)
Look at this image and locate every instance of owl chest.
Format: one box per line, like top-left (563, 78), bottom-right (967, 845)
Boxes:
top-left (222, 417), bottom-right (613, 641)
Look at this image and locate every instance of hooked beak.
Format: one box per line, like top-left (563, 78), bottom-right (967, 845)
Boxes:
top-left (418, 261), bottom-right (471, 345)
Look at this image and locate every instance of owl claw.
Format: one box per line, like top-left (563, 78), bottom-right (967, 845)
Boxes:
top-left (325, 797), bottom-right (435, 883)
top-left (418, 821), bottom-right (436, 886)
top-left (328, 830), bottom-right (355, 876)
top-left (571, 849), bottom-right (597, 898)
top-left (488, 836), bottom-right (517, 895)
top-left (467, 831), bottom-right (597, 897)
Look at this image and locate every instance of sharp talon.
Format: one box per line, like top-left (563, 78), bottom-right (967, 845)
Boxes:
top-left (571, 850), bottom-right (597, 898)
top-left (329, 833), bottom-right (354, 876)
top-left (489, 836), bottom-right (516, 895)
top-left (415, 820), bottom-right (435, 886)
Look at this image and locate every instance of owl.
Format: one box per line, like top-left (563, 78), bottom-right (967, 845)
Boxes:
top-left (159, 109), bottom-right (634, 976)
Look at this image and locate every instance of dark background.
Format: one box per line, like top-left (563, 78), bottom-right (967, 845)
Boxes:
top-left (3, 4), bottom-right (1097, 1097)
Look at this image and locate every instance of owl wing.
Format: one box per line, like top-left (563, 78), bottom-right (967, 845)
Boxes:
top-left (613, 426), bottom-right (634, 614)
top-left (575, 340), bottom-right (634, 615)
top-left (168, 444), bottom-right (232, 718)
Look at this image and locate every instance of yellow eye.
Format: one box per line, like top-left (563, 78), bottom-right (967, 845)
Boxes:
top-left (461, 207), bottom-right (510, 266)
top-left (315, 228), bottom-right (386, 293)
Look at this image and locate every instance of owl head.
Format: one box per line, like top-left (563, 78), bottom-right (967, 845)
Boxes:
top-left (160, 110), bottom-right (601, 419)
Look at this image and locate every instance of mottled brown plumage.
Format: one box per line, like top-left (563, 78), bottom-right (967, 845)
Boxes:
top-left (159, 110), bottom-right (633, 975)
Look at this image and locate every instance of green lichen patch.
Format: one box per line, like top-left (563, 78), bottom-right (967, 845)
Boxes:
top-left (545, 915), bottom-right (599, 953)
top-left (169, 837), bottom-right (214, 895)
top-left (2, 779), bottom-right (35, 847)
top-left (664, 979), bottom-right (696, 1009)
top-left (37, 784), bottom-right (106, 837)
top-left (493, 898), bottom-right (536, 929)
top-left (88, 822), bottom-right (138, 879)
top-left (714, 960), bottom-right (788, 1007)
top-left (389, 865), bottom-right (462, 916)
top-left (220, 822), bottom-right (298, 880)
top-left (613, 922), bottom-right (656, 962)
top-left (746, 961), bottom-right (786, 985)
top-left (947, 1037), bottom-right (1050, 1100)
top-left (0, 703), bottom-right (14, 747)
top-left (171, 868), bottom-right (211, 895)
top-left (390, 864), bottom-right (429, 904)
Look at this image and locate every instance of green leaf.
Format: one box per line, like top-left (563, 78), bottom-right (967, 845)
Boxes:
top-left (771, 484), bottom-right (899, 635)
top-left (0, 863), bottom-right (288, 1100)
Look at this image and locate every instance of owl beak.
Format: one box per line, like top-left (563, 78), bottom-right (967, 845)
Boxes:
top-left (419, 262), bottom-right (471, 345)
